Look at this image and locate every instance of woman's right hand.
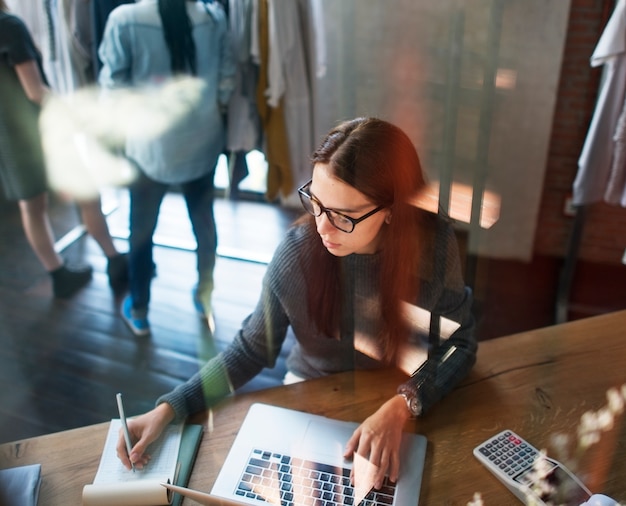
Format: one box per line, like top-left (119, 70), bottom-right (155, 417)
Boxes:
top-left (115, 402), bottom-right (176, 470)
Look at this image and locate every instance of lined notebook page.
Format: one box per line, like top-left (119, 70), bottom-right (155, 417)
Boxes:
top-left (93, 419), bottom-right (183, 484)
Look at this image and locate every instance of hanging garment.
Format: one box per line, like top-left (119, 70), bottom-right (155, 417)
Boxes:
top-left (299, 0), bottom-right (327, 146)
top-left (62, 0), bottom-right (95, 87)
top-left (266, 0), bottom-right (314, 206)
top-left (308, 0), bottom-right (326, 81)
top-left (39, 0), bottom-right (93, 93)
top-left (606, 97), bottom-right (626, 205)
top-left (226, 0), bottom-right (261, 153)
top-left (255, 0), bottom-right (292, 201)
top-left (573, 0), bottom-right (626, 206)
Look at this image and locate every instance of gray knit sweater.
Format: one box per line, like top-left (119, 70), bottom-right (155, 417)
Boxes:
top-left (158, 213), bottom-right (477, 419)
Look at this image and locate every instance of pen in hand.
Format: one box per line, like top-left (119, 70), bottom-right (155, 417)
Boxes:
top-left (116, 392), bottom-right (136, 472)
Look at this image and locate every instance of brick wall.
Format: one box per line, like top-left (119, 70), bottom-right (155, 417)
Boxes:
top-left (536, 0), bottom-right (626, 265)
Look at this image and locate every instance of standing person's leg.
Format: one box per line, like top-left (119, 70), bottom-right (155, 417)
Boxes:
top-left (77, 196), bottom-right (128, 293)
top-left (19, 192), bottom-right (64, 271)
top-left (78, 197), bottom-right (118, 258)
top-left (182, 170), bottom-right (217, 328)
top-left (18, 192), bottom-right (92, 298)
top-left (122, 173), bottom-right (166, 336)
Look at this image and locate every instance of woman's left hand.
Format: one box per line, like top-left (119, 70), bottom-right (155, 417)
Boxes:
top-left (343, 394), bottom-right (412, 489)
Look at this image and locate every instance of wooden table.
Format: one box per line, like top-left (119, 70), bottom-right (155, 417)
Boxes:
top-left (2, 310), bottom-right (626, 505)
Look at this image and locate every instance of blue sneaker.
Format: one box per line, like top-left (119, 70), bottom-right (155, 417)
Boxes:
top-left (192, 285), bottom-right (215, 332)
top-left (121, 295), bottom-right (150, 336)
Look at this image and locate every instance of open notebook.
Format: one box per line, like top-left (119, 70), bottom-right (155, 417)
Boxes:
top-left (212, 403), bottom-right (428, 506)
top-left (82, 420), bottom-right (202, 506)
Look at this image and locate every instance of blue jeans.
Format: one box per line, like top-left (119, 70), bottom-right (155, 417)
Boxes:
top-left (128, 170), bottom-right (217, 312)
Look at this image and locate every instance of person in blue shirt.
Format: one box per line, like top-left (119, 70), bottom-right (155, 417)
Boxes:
top-left (99, 0), bottom-right (236, 336)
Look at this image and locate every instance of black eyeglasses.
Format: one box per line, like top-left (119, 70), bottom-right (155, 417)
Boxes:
top-left (297, 180), bottom-right (385, 233)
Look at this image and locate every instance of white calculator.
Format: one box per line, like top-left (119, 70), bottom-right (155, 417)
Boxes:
top-left (473, 430), bottom-right (592, 505)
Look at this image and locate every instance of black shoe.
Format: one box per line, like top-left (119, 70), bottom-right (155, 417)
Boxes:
top-left (107, 253), bottom-right (129, 294)
top-left (51, 263), bottom-right (93, 298)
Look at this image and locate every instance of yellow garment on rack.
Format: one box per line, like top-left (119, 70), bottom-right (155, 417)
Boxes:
top-left (256, 0), bottom-right (293, 201)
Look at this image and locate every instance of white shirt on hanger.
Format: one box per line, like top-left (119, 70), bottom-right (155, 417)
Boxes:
top-left (573, 0), bottom-right (626, 206)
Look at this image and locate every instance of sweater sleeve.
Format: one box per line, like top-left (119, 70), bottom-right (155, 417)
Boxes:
top-left (156, 354), bottom-right (234, 422)
top-left (398, 218), bottom-right (477, 415)
top-left (156, 230), bottom-right (295, 420)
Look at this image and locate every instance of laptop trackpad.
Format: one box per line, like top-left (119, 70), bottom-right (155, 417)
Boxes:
top-left (298, 419), bottom-right (356, 462)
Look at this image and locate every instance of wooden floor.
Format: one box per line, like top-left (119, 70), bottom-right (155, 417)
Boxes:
top-left (0, 191), bottom-right (300, 444)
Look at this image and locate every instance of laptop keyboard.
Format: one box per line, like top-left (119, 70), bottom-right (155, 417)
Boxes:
top-left (235, 448), bottom-right (397, 506)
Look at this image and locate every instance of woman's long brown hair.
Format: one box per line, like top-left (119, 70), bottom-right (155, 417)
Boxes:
top-left (301, 117), bottom-right (427, 362)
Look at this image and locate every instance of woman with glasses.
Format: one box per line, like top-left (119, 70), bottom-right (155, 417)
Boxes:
top-left (116, 117), bottom-right (477, 488)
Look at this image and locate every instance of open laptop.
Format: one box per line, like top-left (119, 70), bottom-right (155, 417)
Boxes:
top-left (211, 403), bottom-right (427, 506)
